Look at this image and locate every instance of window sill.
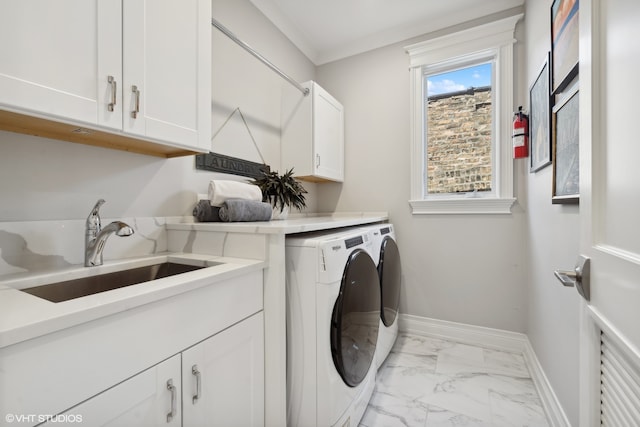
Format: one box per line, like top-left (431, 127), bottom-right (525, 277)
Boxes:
top-left (409, 198), bottom-right (516, 215)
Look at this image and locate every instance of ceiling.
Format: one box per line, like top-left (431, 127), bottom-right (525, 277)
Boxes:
top-left (249, 0), bottom-right (525, 65)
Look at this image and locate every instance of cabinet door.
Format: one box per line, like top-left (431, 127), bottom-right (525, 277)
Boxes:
top-left (0, 0), bottom-right (122, 129)
top-left (281, 81), bottom-right (345, 182)
top-left (313, 84), bottom-right (344, 182)
top-left (123, 0), bottom-right (211, 150)
top-left (47, 355), bottom-right (181, 427)
top-left (182, 312), bottom-right (265, 427)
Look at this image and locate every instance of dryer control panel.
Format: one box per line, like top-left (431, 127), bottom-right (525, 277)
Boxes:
top-left (344, 235), bottom-right (364, 249)
top-left (317, 232), bottom-right (373, 284)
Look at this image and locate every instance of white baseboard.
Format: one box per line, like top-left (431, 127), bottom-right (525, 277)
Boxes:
top-left (522, 339), bottom-right (572, 427)
top-left (398, 314), bottom-right (571, 427)
top-left (398, 314), bottom-right (528, 352)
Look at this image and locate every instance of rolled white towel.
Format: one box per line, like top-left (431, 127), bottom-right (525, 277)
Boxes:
top-left (208, 180), bottom-right (263, 207)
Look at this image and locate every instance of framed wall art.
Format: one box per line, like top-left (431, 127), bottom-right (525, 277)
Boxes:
top-left (551, 0), bottom-right (579, 93)
top-left (552, 84), bottom-right (579, 204)
top-left (529, 53), bottom-right (552, 172)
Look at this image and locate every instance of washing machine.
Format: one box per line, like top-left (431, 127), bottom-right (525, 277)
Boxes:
top-left (360, 223), bottom-right (401, 369)
top-left (286, 228), bottom-right (381, 427)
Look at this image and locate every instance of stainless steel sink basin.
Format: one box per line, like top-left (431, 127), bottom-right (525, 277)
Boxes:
top-left (22, 262), bottom-right (209, 303)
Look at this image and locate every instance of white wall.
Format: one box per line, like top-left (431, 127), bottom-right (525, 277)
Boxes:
top-left (0, 0), bottom-right (316, 222)
top-left (211, 0), bottom-right (314, 170)
top-left (523, 1), bottom-right (581, 425)
top-left (315, 14), bottom-right (529, 333)
top-left (315, 6), bottom-right (581, 421)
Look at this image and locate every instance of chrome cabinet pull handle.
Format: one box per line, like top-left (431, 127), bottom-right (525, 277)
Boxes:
top-left (107, 76), bottom-right (117, 112)
top-left (166, 379), bottom-right (176, 423)
top-left (316, 154), bottom-right (321, 168)
top-left (192, 365), bottom-right (201, 404)
top-left (131, 85), bottom-right (140, 118)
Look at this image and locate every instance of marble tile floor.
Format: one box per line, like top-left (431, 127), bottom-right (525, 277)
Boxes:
top-left (360, 333), bottom-right (550, 427)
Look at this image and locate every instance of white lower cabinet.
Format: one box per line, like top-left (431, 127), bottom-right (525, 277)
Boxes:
top-left (54, 355), bottom-right (183, 427)
top-left (48, 312), bottom-right (264, 427)
top-left (182, 312), bottom-right (264, 427)
top-left (0, 271), bottom-right (264, 427)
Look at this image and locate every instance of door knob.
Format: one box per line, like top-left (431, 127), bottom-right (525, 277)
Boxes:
top-left (554, 255), bottom-right (590, 301)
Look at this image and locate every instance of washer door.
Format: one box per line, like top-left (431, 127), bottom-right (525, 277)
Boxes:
top-left (330, 249), bottom-right (380, 387)
top-left (379, 236), bottom-right (401, 327)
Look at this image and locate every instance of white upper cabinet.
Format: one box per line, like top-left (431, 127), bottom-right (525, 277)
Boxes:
top-left (122, 0), bottom-right (211, 150)
top-left (281, 81), bottom-right (344, 182)
top-left (0, 0), bottom-right (211, 156)
top-left (0, 0), bottom-right (122, 128)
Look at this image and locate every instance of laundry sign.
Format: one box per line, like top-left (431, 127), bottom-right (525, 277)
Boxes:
top-left (195, 152), bottom-right (270, 180)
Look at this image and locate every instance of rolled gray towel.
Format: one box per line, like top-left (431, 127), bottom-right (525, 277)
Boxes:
top-left (219, 198), bottom-right (272, 222)
top-left (193, 199), bottom-right (221, 222)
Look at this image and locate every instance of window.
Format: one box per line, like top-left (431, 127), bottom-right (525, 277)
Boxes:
top-left (426, 62), bottom-right (494, 196)
top-left (406, 15), bottom-right (521, 214)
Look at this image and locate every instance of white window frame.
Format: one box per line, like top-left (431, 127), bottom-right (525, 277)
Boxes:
top-left (405, 14), bottom-right (522, 215)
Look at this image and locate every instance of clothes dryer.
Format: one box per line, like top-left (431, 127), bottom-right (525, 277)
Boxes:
top-left (360, 223), bottom-right (401, 369)
top-left (286, 228), bottom-right (380, 427)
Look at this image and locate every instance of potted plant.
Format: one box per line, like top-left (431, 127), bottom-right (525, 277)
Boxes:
top-left (252, 168), bottom-right (307, 220)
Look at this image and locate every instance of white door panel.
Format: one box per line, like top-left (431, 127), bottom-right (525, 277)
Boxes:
top-left (579, 0), bottom-right (640, 424)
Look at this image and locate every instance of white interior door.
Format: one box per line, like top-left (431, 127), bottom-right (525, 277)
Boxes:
top-left (579, 0), bottom-right (640, 425)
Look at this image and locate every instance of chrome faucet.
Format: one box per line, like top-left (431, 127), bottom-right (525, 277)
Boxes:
top-left (85, 199), bottom-right (134, 267)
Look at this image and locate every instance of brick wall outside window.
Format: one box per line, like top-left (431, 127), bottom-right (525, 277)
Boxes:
top-left (426, 87), bottom-right (492, 194)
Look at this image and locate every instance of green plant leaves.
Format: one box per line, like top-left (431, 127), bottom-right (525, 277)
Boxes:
top-left (251, 168), bottom-right (307, 211)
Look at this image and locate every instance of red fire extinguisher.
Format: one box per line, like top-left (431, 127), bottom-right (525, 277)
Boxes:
top-left (513, 106), bottom-right (529, 159)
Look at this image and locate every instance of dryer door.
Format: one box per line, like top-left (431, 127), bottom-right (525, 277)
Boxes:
top-left (330, 249), bottom-right (380, 387)
top-left (379, 236), bottom-right (401, 327)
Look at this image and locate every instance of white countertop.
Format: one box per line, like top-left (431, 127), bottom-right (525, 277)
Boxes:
top-left (166, 212), bottom-right (389, 234)
top-left (0, 213), bottom-right (386, 350)
top-left (0, 253), bottom-right (266, 349)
